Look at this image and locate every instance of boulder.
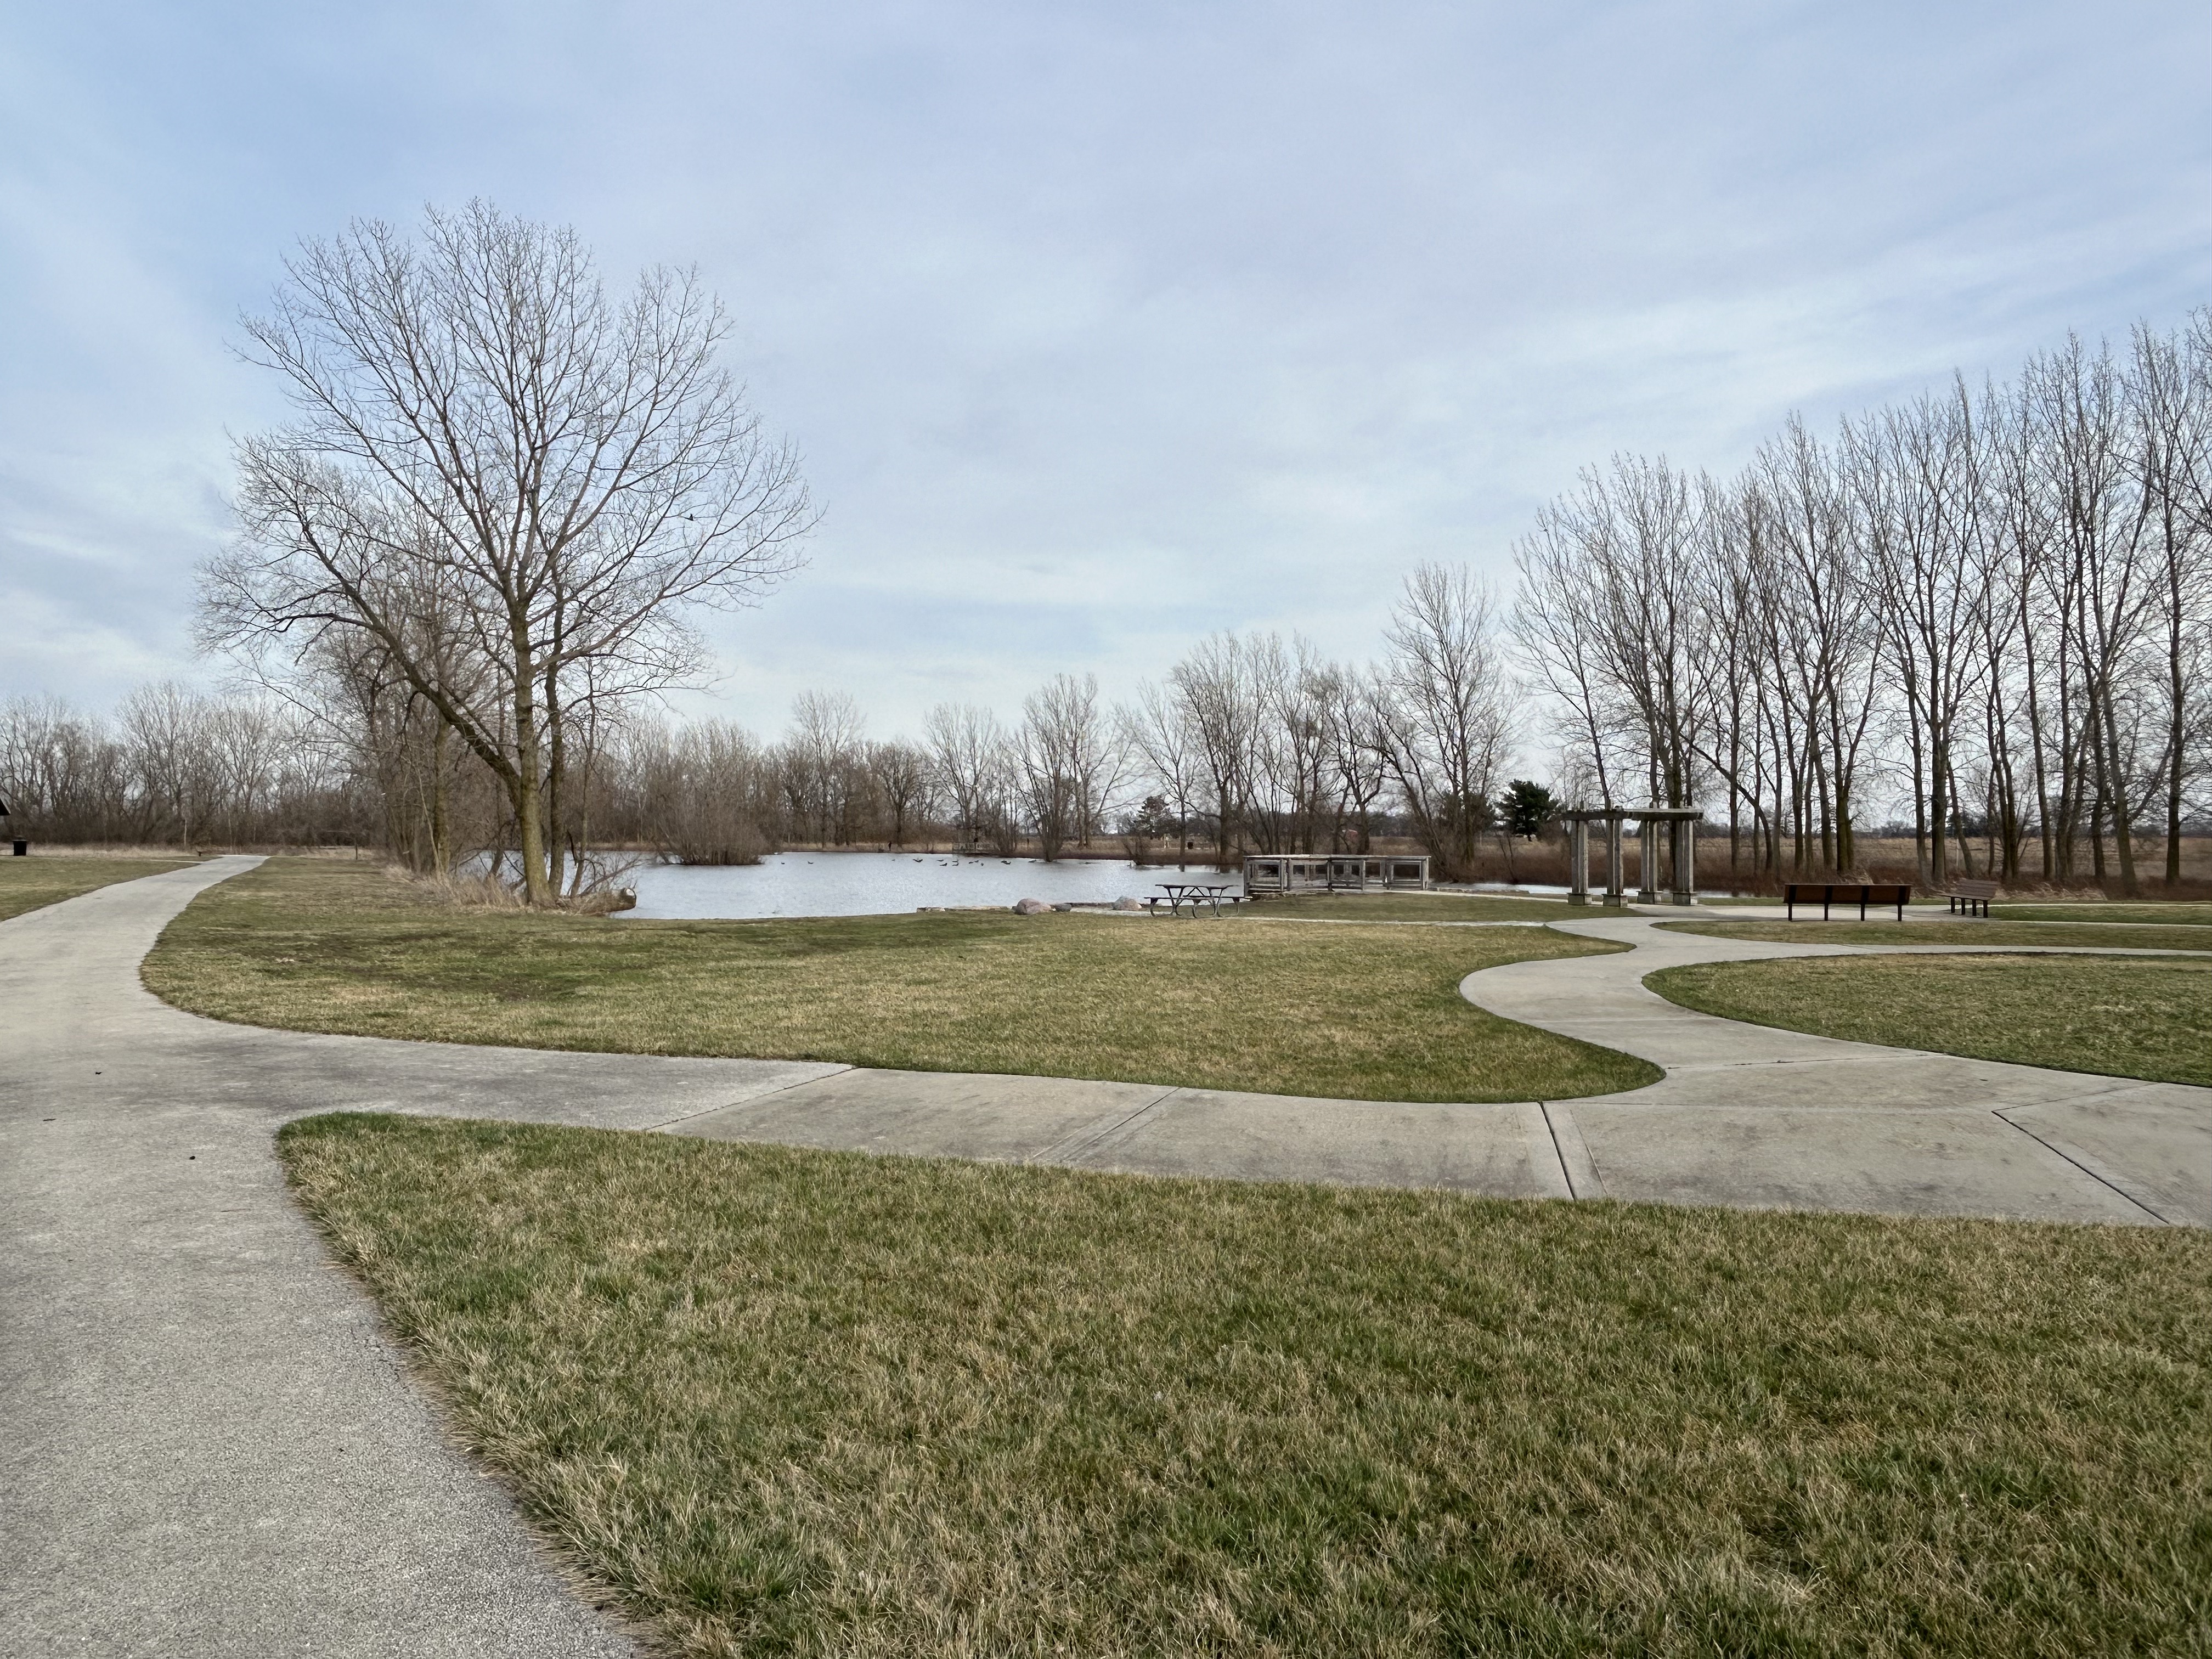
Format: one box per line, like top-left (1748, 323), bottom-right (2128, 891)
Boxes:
top-left (1112, 895), bottom-right (1144, 911)
top-left (1012, 896), bottom-right (1051, 915)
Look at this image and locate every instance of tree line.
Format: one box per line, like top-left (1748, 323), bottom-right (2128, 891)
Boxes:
top-left (2, 556), bottom-right (1522, 884)
top-left (0, 687), bottom-right (363, 848)
top-left (1514, 319), bottom-right (2212, 894)
top-left (7, 202), bottom-right (2202, 900)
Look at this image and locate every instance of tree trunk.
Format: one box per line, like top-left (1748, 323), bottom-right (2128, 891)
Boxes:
top-left (430, 716), bottom-right (452, 876)
top-left (511, 631), bottom-right (552, 906)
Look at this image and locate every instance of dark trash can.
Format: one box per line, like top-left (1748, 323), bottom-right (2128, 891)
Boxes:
top-left (9, 840), bottom-right (25, 857)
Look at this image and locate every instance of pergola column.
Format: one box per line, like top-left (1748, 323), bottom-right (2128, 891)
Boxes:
top-left (1602, 815), bottom-right (1626, 907)
top-left (1568, 819), bottom-right (1590, 905)
top-left (1671, 817), bottom-right (1697, 905)
top-left (1636, 817), bottom-right (1660, 903)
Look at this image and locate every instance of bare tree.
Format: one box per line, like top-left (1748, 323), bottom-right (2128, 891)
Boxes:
top-left (2033, 336), bottom-right (2157, 893)
top-left (924, 703), bottom-right (1014, 852)
top-left (0, 698), bottom-right (123, 842)
top-left (1847, 383), bottom-right (1991, 884)
top-left (1243, 636), bottom-right (1337, 854)
top-left (2128, 320), bottom-right (2212, 884)
top-left (1314, 661), bottom-right (1387, 852)
top-left (1511, 517), bottom-right (1625, 809)
top-left (1509, 318), bottom-right (2212, 895)
top-left (1119, 684), bottom-right (1200, 866)
top-left (1169, 634), bottom-right (1264, 869)
top-left (1373, 564), bottom-right (1517, 879)
top-left (781, 690), bottom-right (867, 843)
top-left (118, 684), bottom-right (222, 846)
top-left (201, 202), bottom-right (814, 904)
top-left (867, 741), bottom-right (936, 848)
top-left (1015, 674), bottom-right (1121, 861)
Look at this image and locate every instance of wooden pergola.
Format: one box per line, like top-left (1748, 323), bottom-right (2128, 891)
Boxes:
top-left (1560, 806), bottom-right (1703, 907)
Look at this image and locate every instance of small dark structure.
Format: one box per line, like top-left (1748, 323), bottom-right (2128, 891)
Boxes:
top-left (1243, 854), bottom-right (1431, 896)
top-left (1, 795), bottom-right (22, 856)
top-left (1560, 806), bottom-right (1703, 907)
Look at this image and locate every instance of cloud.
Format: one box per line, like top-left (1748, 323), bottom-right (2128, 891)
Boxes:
top-left (3, 0), bottom-right (2206, 740)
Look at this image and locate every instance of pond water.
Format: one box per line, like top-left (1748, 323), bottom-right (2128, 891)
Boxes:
top-left (616, 851), bottom-right (1188, 920)
top-left (501, 855), bottom-right (1744, 918)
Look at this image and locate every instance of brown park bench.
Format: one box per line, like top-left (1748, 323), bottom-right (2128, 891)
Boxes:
top-left (1784, 881), bottom-right (1912, 922)
top-left (1946, 877), bottom-right (1999, 917)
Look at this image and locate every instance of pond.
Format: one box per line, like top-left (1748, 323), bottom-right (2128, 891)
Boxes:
top-left (615, 851), bottom-right (1193, 920)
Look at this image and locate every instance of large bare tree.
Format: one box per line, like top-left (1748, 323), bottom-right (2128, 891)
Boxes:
top-left (1373, 564), bottom-right (1517, 879)
top-left (924, 703), bottom-right (1014, 852)
top-left (201, 202), bottom-right (814, 904)
top-left (1015, 673), bottom-right (1122, 861)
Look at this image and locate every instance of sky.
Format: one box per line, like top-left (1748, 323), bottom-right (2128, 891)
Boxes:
top-left (3, 1), bottom-right (2207, 742)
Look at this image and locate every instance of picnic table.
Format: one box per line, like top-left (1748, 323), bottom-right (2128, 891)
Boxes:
top-left (1149, 882), bottom-right (1242, 917)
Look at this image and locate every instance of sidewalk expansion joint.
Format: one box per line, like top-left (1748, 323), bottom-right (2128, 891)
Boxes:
top-left (1031, 1088), bottom-right (1182, 1167)
top-left (1991, 1108), bottom-right (2177, 1225)
top-left (643, 1065), bottom-right (854, 1131)
top-left (1539, 1102), bottom-right (1605, 1200)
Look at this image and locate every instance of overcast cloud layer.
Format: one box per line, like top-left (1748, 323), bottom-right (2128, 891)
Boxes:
top-left (3, 1), bottom-right (2207, 737)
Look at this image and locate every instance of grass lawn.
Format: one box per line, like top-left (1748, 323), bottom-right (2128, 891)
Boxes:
top-left (1689, 899), bottom-right (2212, 923)
top-left (282, 1113), bottom-right (2212, 1658)
top-left (1662, 917), bottom-right (2212, 952)
top-left (1995, 901), bottom-right (2212, 926)
top-left (1649, 953), bottom-right (2212, 1087)
top-left (145, 857), bottom-right (1656, 1102)
top-left (1238, 892), bottom-right (1570, 922)
top-left (0, 853), bottom-right (198, 921)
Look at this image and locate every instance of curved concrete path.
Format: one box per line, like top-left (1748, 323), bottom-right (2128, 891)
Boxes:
top-left (1461, 913), bottom-right (2210, 1228)
top-left (5, 861), bottom-right (2208, 1652)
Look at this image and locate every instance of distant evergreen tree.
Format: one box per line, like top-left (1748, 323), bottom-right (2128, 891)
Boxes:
top-left (1500, 778), bottom-right (1556, 839)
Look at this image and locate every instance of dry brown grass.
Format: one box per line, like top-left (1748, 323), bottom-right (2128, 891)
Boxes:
top-left (147, 856), bottom-right (1657, 1102)
top-left (0, 853), bottom-right (199, 922)
top-left (1663, 917), bottom-right (2212, 952)
top-left (1650, 952), bottom-right (2212, 1087)
top-left (1239, 892), bottom-right (1571, 922)
top-left (281, 1113), bottom-right (2212, 1657)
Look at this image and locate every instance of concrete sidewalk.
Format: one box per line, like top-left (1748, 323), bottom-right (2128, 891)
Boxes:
top-left (4, 859), bottom-right (2207, 1654)
top-left (1460, 914), bottom-right (2210, 1227)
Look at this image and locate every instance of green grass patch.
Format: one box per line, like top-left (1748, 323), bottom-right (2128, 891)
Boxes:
top-left (1649, 953), bottom-right (2212, 1086)
top-left (281, 1113), bottom-right (2212, 1658)
top-left (1663, 917), bottom-right (2212, 952)
top-left (146, 858), bottom-right (1655, 1102)
top-left (1995, 901), bottom-right (2212, 926)
top-left (1238, 891), bottom-right (1570, 922)
top-left (0, 853), bottom-right (198, 921)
